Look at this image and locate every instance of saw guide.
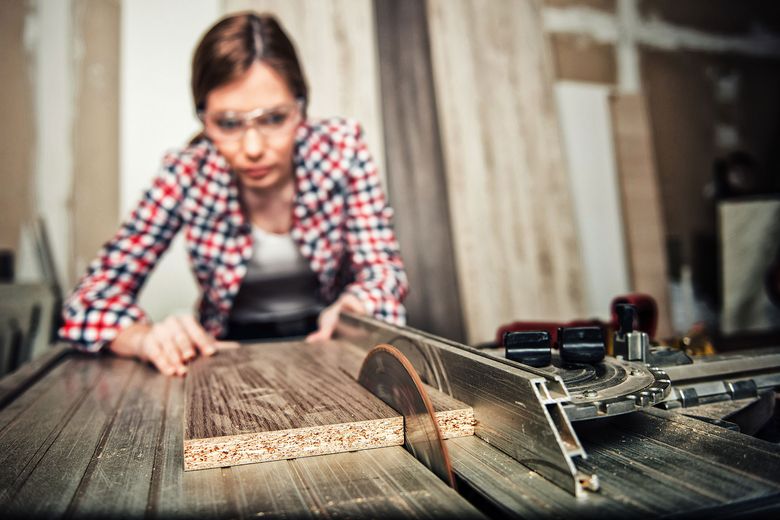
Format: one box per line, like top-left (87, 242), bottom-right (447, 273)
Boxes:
top-left (183, 340), bottom-right (474, 471)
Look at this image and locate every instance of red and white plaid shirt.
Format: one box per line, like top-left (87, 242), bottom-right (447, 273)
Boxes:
top-left (60, 118), bottom-right (408, 351)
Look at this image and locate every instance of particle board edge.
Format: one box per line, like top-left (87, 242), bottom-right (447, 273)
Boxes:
top-left (183, 416), bottom-right (404, 471)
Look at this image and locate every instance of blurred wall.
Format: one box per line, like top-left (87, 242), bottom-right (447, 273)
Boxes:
top-left (544, 0), bottom-right (780, 336)
top-left (0, 0), bottom-right (34, 259)
top-left (120, 0), bottom-right (218, 320)
top-left (3, 0), bottom-right (780, 344)
top-left (0, 0), bottom-right (119, 293)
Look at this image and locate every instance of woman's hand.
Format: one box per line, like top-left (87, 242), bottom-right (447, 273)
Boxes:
top-left (109, 315), bottom-right (238, 376)
top-left (306, 294), bottom-right (367, 343)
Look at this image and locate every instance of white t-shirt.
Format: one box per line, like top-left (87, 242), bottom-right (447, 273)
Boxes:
top-left (228, 226), bottom-right (323, 323)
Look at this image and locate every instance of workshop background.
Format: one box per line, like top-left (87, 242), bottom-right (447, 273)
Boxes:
top-left (2, 0), bottom-right (780, 358)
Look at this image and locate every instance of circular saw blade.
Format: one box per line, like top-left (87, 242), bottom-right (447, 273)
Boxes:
top-left (358, 344), bottom-right (455, 488)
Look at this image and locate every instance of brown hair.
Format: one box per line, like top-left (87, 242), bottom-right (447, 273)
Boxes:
top-left (191, 12), bottom-right (308, 115)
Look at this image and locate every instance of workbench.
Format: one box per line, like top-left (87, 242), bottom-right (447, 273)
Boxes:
top-left (1, 343), bottom-right (780, 518)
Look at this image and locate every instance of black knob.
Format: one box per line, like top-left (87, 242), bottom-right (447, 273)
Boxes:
top-left (616, 304), bottom-right (636, 335)
top-left (504, 331), bottom-right (551, 367)
top-left (558, 326), bottom-right (605, 364)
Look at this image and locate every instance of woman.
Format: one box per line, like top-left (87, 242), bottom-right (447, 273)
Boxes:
top-left (60, 12), bottom-right (408, 376)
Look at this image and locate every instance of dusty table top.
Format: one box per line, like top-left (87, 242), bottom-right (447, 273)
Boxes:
top-left (0, 345), bottom-right (480, 518)
top-left (2, 344), bottom-right (780, 519)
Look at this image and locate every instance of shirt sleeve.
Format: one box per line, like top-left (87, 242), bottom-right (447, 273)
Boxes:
top-left (341, 122), bottom-right (409, 325)
top-left (59, 156), bottom-right (187, 352)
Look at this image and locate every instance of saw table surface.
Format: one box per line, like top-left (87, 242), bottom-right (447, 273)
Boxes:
top-left (1, 343), bottom-right (780, 518)
top-left (0, 345), bottom-right (481, 518)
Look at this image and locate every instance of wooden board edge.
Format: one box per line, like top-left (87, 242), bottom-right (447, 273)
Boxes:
top-left (183, 416), bottom-right (404, 471)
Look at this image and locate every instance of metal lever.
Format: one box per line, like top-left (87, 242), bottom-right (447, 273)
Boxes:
top-left (613, 304), bottom-right (649, 362)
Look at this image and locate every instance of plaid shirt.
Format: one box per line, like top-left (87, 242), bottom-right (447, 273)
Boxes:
top-left (60, 118), bottom-right (408, 351)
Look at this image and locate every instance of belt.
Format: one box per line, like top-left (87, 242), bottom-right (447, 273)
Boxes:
top-left (224, 314), bottom-right (319, 342)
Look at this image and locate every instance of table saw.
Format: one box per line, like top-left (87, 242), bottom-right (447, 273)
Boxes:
top-left (0, 313), bottom-right (779, 518)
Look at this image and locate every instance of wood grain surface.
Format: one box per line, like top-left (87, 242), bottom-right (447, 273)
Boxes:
top-left (324, 338), bottom-right (475, 439)
top-left (184, 340), bottom-right (474, 470)
top-left (374, 0), bottom-right (466, 342)
top-left (609, 93), bottom-right (672, 337)
top-left (2, 345), bottom-right (780, 517)
top-left (184, 341), bottom-right (404, 470)
top-left (0, 348), bottom-right (483, 518)
top-left (427, 0), bottom-right (586, 343)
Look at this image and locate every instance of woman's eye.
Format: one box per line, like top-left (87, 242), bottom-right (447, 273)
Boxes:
top-left (215, 117), bottom-right (243, 131)
top-left (262, 112), bottom-right (288, 127)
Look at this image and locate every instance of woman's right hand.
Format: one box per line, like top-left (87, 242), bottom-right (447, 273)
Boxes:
top-left (109, 315), bottom-right (238, 376)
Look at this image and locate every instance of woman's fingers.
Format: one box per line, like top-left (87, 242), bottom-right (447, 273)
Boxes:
top-left (148, 322), bottom-right (190, 376)
top-left (215, 341), bottom-right (240, 350)
top-left (113, 316), bottom-right (231, 376)
top-left (142, 335), bottom-right (179, 376)
top-left (177, 315), bottom-right (217, 356)
top-left (164, 318), bottom-right (197, 361)
top-left (305, 330), bottom-right (327, 343)
top-left (306, 304), bottom-right (340, 342)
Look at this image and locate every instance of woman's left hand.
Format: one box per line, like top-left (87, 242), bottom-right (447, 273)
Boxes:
top-left (306, 293), bottom-right (367, 342)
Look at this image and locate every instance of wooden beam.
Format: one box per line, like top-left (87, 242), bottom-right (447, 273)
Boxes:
top-left (609, 93), bottom-right (672, 338)
top-left (374, 0), bottom-right (466, 342)
top-left (426, 0), bottom-right (586, 343)
top-left (549, 33), bottom-right (617, 84)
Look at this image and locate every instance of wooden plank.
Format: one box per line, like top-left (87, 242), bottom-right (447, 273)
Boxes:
top-left (183, 342), bottom-right (404, 471)
top-left (640, 408), bottom-right (780, 468)
top-left (149, 376), bottom-right (243, 519)
top-left (373, 0), bottom-right (466, 342)
top-left (450, 416), bottom-right (780, 519)
top-left (72, 0), bottom-right (121, 286)
top-left (0, 0), bottom-right (35, 255)
top-left (229, 459), bottom-right (314, 519)
top-left (575, 410), bottom-right (780, 513)
top-left (550, 33), bottom-right (617, 84)
top-left (609, 93), bottom-right (672, 338)
top-left (3, 357), bottom-right (137, 517)
top-left (427, 0), bottom-right (586, 343)
top-left (0, 357), bottom-right (103, 502)
top-left (67, 362), bottom-right (169, 517)
top-left (446, 435), bottom-right (618, 519)
top-left (155, 351), bottom-right (477, 519)
top-left (283, 446), bottom-right (485, 518)
top-left (330, 339), bottom-right (475, 438)
top-left (582, 428), bottom-right (777, 504)
top-left (228, 447), bottom-right (486, 518)
top-left (578, 442), bottom-right (708, 514)
top-left (555, 83), bottom-right (631, 317)
top-left (0, 343), bottom-right (68, 411)
top-left (426, 385), bottom-right (475, 439)
top-left (545, 0), bottom-right (616, 11)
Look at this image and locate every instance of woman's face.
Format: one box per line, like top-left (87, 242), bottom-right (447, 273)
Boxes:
top-left (202, 61), bottom-right (301, 192)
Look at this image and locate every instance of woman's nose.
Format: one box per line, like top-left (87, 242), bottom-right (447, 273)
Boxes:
top-left (242, 127), bottom-right (266, 160)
